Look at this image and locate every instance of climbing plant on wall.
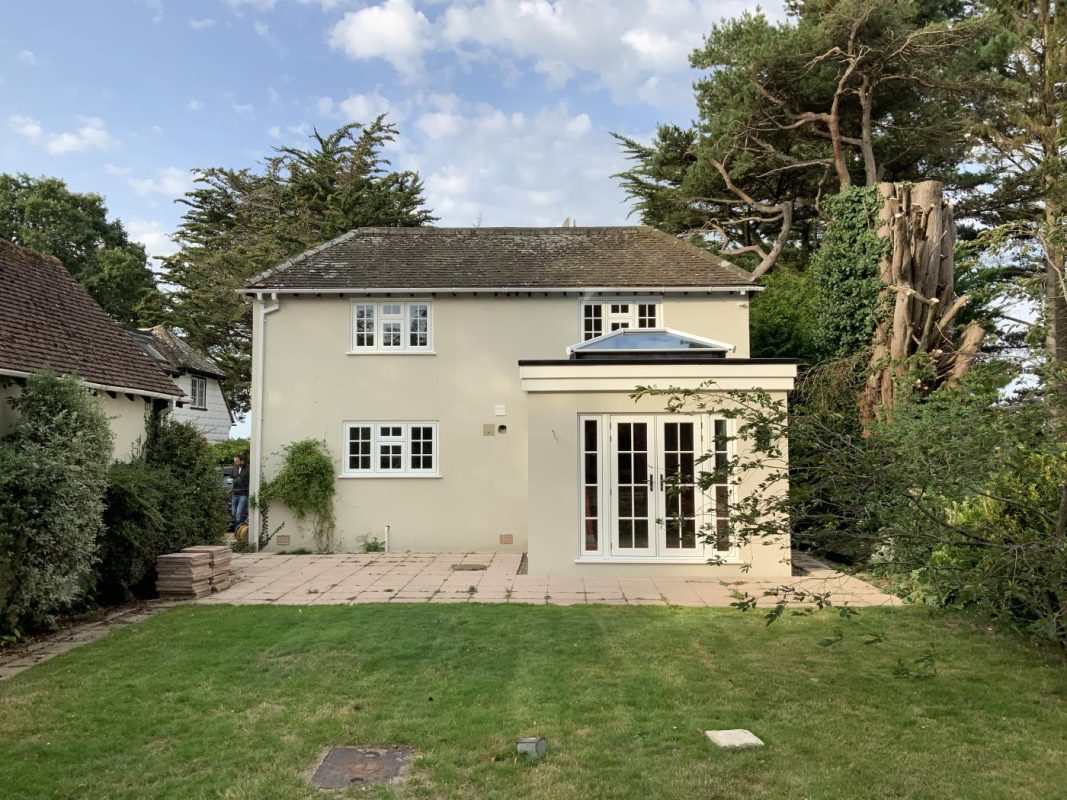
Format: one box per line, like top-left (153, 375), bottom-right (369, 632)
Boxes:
top-left (259, 439), bottom-right (336, 552)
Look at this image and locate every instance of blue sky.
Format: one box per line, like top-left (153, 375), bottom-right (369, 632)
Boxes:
top-left (1, 0), bottom-right (785, 261)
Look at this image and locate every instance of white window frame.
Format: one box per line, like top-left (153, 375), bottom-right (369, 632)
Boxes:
top-left (579, 297), bottom-right (662, 341)
top-left (190, 375), bottom-right (208, 410)
top-left (350, 299), bottom-right (434, 354)
top-left (342, 421), bottom-right (440, 477)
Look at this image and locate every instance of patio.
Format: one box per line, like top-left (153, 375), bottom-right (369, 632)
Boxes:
top-left (200, 551), bottom-right (900, 607)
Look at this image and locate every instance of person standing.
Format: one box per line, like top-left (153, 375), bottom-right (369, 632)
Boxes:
top-left (231, 453), bottom-right (250, 528)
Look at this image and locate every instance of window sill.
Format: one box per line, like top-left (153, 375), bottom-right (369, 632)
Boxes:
top-left (346, 350), bottom-right (436, 356)
top-left (339, 474), bottom-right (442, 479)
top-left (575, 556), bottom-right (742, 565)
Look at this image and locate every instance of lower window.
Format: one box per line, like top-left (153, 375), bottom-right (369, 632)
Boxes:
top-left (343, 422), bottom-right (439, 477)
top-left (578, 414), bottom-right (733, 560)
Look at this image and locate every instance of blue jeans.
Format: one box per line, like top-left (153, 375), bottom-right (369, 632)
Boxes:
top-left (231, 494), bottom-right (249, 527)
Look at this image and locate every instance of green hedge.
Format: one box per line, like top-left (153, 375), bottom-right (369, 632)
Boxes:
top-left (95, 417), bottom-right (228, 603)
top-left (0, 373), bottom-right (112, 637)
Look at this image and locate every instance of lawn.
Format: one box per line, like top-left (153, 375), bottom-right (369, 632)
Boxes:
top-left (1, 605), bottom-right (1066, 800)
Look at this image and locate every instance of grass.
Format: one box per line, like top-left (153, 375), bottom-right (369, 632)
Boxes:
top-left (1, 605), bottom-right (1066, 799)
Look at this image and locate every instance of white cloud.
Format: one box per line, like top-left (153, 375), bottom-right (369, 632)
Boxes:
top-left (231, 102), bottom-right (255, 119)
top-left (317, 89), bottom-right (407, 123)
top-left (187, 99), bottom-right (204, 111)
top-left (128, 166), bottom-right (193, 197)
top-left (408, 99), bottom-right (628, 227)
top-left (268, 125), bottom-right (282, 139)
top-left (127, 219), bottom-right (178, 261)
top-left (327, 0), bottom-right (431, 78)
top-left (224, 0), bottom-right (277, 9)
top-left (17, 49), bottom-right (37, 66)
top-left (47, 117), bottom-right (119, 154)
top-left (188, 17), bottom-right (216, 29)
top-left (8, 114), bottom-right (43, 140)
top-left (326, 0), bottom-right (785, 106)
top-left (9, 115), bottom-right (119, 154)
top-left (145, 0), bottom-right (164, 25)
top-left (254, 20), bottom-right (285, 56)
top-left (416, 111), bottom-right (463, 140)
top-left (104, 163), bottom-right (132, 176)
top-left (267, 86), bottom-right (281, 103)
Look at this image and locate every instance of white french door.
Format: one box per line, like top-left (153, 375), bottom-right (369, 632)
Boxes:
top-left (603, 415), bottom-right (719, 560)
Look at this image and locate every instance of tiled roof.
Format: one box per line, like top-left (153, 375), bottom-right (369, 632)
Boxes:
top-left (130, 325), bottom-right (225, 379)
top-left (243, 226), bottom-right (756, 291)
top-left (0, 238), bottom-right (183, 397)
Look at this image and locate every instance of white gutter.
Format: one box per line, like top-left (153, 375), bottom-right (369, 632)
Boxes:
top-left (0, 367), bottom-right (184, 402)
top-left (237, 285), bottom-right (761, 295)
top-left (249, 292), bottom-right (280, 552)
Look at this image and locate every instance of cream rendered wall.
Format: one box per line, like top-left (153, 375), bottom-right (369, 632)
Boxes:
top-left (98, 393), bottom-right (152, 461)
top-left (526, 390), bottom-right (792, 577)
top-left (170, 373), bottom-right (232, 442)
top-left (665, 294), bottom-right (751, 357)
top-left (0, 381), bottom-right (150, 461)
top-left (254, 291), bottom-right (752, 552)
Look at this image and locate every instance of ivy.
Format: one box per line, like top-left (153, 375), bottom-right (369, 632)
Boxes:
top-left (260, 439), bottom-right (336, 552)
top-left (810, 186), bottom-right (889, 360)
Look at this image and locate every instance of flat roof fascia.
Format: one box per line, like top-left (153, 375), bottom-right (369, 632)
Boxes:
top-left (518, 359), bottom-right (798, 394)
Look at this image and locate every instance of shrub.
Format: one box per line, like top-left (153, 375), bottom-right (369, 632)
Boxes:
top-left (0, 373), bottom-right (112, 636)
top-left (211, 437), bottom-right (249, 466)
top-left (260, 439), bottom-right (336, 552)
top-left (908, 449), bottom-right (1067, 645)
top-left (94, 416), bottom-right (228, 603)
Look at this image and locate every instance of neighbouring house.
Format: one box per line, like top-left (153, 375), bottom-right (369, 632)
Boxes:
top-left (242, 226), bottom-right (797, 576)
top-left (130, 325), bottom-right (233, 442)
top-left (0, 238), bottom-right (184, 458)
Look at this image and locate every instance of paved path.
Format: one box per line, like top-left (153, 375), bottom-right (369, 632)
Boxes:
top-left (200, 551), bottom-right (901, 609)
top-left (0, 602), bottom-right (176, 681)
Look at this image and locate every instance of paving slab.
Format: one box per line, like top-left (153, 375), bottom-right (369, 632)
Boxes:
top-left (199, 552), bottom-right (900, 612)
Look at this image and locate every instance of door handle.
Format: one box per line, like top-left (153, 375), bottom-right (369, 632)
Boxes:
top-left (659, 474), bottom-right (665, 492)
top-left (648, 473), bottom-right (653, 491)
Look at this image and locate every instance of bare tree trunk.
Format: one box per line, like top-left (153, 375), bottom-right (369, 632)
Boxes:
top-left (858, 78), bottom-right (878, 186)
top-left (860, 181), bottom-right (982, 426)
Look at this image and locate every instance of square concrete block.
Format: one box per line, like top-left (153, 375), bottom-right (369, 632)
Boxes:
top-left (705, 729), bottom-right (764, 749)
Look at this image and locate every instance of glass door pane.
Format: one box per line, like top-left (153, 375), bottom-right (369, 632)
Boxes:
top-left (660, 419), bottom-right (699, 551)
top-left (611, 419), bottom-right (653, 555)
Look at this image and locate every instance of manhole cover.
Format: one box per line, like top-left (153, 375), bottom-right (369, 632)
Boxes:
top-left (310, 746), bottom-right (416, 789)
top-left (451, 564), bottom-right (488, 571)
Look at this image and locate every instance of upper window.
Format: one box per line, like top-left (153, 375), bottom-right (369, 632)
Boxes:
top-left (190, 375), bottom-right (207, 409)
top-left (581, 298), bottom-right (661, 341)
top-left (343, 422), bottom-right (439, 477)
top-left (351, 300), bottom-right (433, 353)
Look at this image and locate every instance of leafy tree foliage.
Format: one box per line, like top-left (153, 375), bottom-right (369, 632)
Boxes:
top-left (0, 374), bottom-right (112, 636)
top-left (638, 361), bottom-right (1067, 646)
top-left (968, 0), bottom-right (1066, 534)
top-left (0, 174), bottom-right (160, 326)
top-left (615, 0), bottom-right (989, 276)
top-left (161, 118), bottom-right (435, 414)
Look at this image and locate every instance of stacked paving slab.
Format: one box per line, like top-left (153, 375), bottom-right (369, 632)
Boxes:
top-left (155, 546), bottom-right (234, 600)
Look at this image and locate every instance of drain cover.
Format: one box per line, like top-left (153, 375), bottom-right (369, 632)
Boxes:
top-left (451, 563), bottom-right (488, 571)
top-left (310, 746), bottom-right (415, 789)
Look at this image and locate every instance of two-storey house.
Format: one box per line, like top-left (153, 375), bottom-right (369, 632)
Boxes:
top-left (242, 226), bottom-right (796, 577)
top-left (130, 325), bottom-right (233, 443)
